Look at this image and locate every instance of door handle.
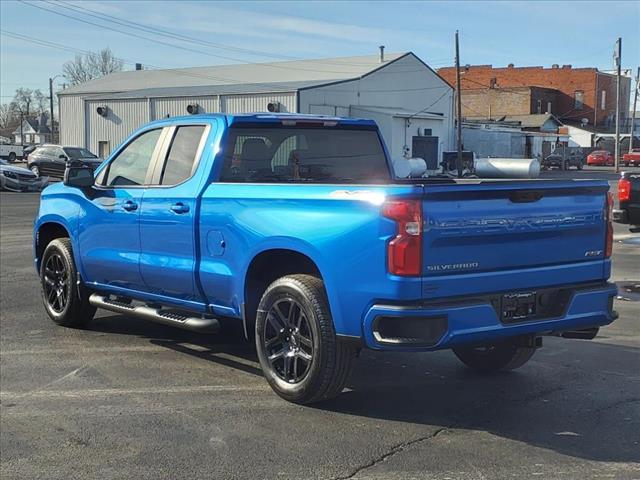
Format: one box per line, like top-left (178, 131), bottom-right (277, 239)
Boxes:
top-left (122, 200), bottom-right (138, 211)
top-left (170, 202), bottom-right (190, 214)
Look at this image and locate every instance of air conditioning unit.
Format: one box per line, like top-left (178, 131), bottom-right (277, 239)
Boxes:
top-left (267, 101), bottom-right (281, 113)
top-left (186, 104), bottom-right (199, 114)
top-left (96, 105), bottom-right (108, 117)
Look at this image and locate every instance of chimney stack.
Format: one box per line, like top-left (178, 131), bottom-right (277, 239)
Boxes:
top-left (135, 63), bottom-right (143, 71)
top-left (379, 45), bottom-right (385, 63)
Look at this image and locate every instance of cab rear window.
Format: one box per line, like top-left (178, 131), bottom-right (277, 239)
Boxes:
top-left (219, 126), bottom-right (390, 184)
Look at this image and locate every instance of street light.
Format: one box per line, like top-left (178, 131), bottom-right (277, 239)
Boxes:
top-left (49, 74), bottom-right (63, 143)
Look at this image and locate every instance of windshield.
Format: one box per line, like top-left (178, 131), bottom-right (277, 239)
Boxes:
top-left (219, 126), bottom-right (390, 184)
top-left (64, 147), bottom-right (97, 159)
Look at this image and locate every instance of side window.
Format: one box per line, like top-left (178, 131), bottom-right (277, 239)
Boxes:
top-left (159, 126), bottom-right (206, 185)
top-left (102, 129), bottom-right (162, 186)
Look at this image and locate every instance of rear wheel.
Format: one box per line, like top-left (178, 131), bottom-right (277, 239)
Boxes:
top-left (8, 152), bottom-right (16, 163)
top-left (40, 238), bottom-right (96, 327)
top-left (453, 339), bottom-right (536, 372)
top-left (255, 274), bottom-right (356, 404)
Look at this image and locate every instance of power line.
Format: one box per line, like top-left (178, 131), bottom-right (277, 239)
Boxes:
top-left (1, 30), bottom-right (454, 97)
top-left (22, 0), bottom-right (448, 78)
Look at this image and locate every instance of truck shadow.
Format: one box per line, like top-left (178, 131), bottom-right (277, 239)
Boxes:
top-left (88, 314), bottom-right (639, 464)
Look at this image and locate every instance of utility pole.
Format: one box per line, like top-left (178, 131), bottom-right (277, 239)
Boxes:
top-left (19, 112), bottom-right (24, 146)
top-left (455, 30), bottom-right (463, 178)
top-left (49, 77), bottom-right (55, 144)
top-left (629, 66), bottom-right (639, 153)
top-left (614, 37), bottom-right (622, 173)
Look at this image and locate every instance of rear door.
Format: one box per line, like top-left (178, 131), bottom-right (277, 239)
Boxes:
top-left (422, 181), bottom-right (609, 276)
top-left (138, 124), bottom-right (210, 302)
top-left (78, 128), bottom-right (165, 290)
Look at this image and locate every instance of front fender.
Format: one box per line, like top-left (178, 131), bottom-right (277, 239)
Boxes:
top-left (34, 188), bottom-right (82, 275)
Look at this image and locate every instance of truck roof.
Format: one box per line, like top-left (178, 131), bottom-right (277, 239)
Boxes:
top-left (144, 112), bottom-right (378, 128)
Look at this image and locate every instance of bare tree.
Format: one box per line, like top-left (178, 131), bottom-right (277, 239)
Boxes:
top-left (63, 47), bottom-right (124, 86)
top-left (0, 103), bottom-right (16, 130)
top-left (33, 90), bottom-right (49, 116)
top-left (10, 88), bottom-right (34, 116)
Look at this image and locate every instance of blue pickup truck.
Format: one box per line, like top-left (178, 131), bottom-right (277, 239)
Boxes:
top-left (34, 113), bottom-right (618, 403)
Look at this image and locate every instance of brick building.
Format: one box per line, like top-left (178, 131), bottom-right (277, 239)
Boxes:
top-left (438, 64), bottom-right (631, 127)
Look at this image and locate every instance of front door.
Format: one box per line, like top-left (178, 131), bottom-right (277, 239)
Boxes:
top-left (77, 128), bottom-right (165, 290)
top-left (139, 124), bottom-right (209, 302)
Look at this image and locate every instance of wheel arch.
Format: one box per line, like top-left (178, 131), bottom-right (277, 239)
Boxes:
top-left (243, 248), bottom-right (325, 339)
top-left (34, 221), bottom-right (72, 272)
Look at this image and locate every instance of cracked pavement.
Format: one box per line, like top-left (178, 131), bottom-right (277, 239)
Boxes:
top-left (1, 179), bottom-right (639, 479)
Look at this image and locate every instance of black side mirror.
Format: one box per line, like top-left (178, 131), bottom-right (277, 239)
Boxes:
top-left (64, 165), bottom-right (94, 188)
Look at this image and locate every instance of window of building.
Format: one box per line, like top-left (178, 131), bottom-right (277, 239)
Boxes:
top-left (574, 90), bottom-right (584, 110)
top-left (547, 101), bottom-right (552, 114)
top-left (219, 127), bottom-right (390, 184)
top-left (536, 99), bottom-right (542, 114)
top-left (101, 129), bottom-right (162, 186)
top-left (159, 125), bottom-right (206, 185)
top-left (601, 90), bottom-right (606, 110)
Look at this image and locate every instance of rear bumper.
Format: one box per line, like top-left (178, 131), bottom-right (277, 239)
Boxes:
top-left (613, 206), bottom-right (640, 225)
top-left (362, 282), bottom-right (618, 351)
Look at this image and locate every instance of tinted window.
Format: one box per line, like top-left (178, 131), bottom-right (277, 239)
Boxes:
top-left (103, 129), bottom-right (161, 186)
top-left (219, 127), bottom-right (389, 184)
top-left (160, 126), bottom-right (205, 185)
top-left (64, 147), bottom-right (97, 159)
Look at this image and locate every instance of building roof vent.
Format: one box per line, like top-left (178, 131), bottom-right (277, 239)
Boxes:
top-left (562, 64), bottom-right (572, 69)
top-left (507, 63), bottom-right (514, 68)
top-left (379, 45), bottom-right (385, 63)
top-left (552, 64), bottom-right (559, 69)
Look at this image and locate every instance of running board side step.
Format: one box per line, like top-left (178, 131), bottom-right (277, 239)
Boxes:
top-left (89, 294), bottom-right (220, 334)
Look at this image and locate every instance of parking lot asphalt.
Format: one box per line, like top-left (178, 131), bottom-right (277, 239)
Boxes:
top-left (1, 171), bottom-right (639, 480)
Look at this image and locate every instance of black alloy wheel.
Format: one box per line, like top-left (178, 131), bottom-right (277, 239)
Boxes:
top-left (263, 297), bottom-right (314, 384)
top-left (43, 252), bottom-right (69, 313)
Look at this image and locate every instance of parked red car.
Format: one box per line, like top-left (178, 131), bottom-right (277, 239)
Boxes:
top-left (586, 150), bottom-right (614, 166)
top-left (622, 148), bottom-right (640, 167)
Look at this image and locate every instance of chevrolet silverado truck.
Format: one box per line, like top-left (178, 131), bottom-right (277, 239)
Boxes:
top-left (613, 171), bottom-right (640, 230)
top-left (34, 114), bottom-right (618, 404)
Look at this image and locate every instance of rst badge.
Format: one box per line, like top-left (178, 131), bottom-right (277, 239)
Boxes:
top-left (584, 250), bottom-right (603, 257)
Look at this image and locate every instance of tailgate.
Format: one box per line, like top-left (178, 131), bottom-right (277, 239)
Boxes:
top-left (422, 180), bottom-right (609, 276)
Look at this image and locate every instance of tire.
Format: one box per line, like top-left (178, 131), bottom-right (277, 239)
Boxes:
top-left (8, 152), bottom-right (16, 163)
top-left (40, 238), bottom-right (96, 327)
top-left (30, 165), bottom-right (40, 177)
top-left (452, 338), bottom-right (536, 373)
top-left (255, 274), bottom-right (356, 404)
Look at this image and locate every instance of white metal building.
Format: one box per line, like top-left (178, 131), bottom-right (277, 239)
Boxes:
top-left (58, 52), bottom-right (454, 165)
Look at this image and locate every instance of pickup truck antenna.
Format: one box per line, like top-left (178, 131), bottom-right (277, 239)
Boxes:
top-left (455, 30), bottom-right (463, 178)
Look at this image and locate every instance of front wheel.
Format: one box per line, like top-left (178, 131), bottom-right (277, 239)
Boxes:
top-left (255, 274), bottom-right (356, 404)
top-left (453, 339), bottom-right (536, 372)
top-left (8, 152), bottom-right (16, 163)
top-left (40, 238), bottom-right (96, 327)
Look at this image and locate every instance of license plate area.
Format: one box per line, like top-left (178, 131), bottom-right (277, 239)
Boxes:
top-left (501, 292), bottom-right (537, 323)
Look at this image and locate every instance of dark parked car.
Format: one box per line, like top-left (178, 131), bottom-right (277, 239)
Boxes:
top-left (541, 149), bottom-right (584, 170)
top-left (28, 145), bottom-right (102, 178)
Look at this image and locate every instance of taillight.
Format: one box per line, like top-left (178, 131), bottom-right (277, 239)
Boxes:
top-left (605, 192), bottom-right (613, 258)
top-left (382, 199), bottom-right (422, 276)
top-left (618, 178), bottom-right (631, 202)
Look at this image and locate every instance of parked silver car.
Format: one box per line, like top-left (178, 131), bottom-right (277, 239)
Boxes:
top-left (0, 159), bottom-right (49, 192)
